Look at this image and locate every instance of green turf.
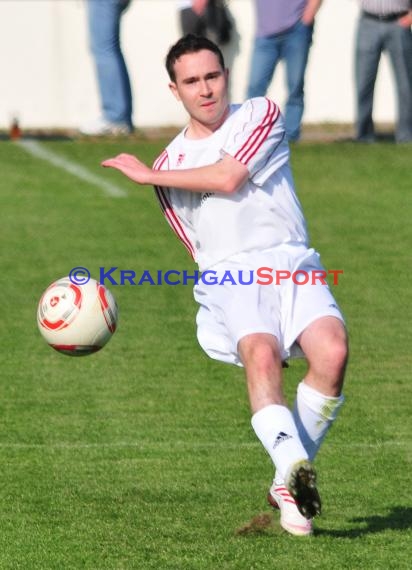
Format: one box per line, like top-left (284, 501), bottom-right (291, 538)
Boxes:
top-left (0, 139), bottom-right (411, 569)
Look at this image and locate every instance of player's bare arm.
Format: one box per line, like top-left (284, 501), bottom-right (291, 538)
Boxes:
top-left (102, 151), bottom-right (249, 194)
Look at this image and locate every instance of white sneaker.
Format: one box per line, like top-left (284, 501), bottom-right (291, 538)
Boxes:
top-left (268, 482), bottom-right (313, 536)
top-left (79, 117), bottom-right (132, 136)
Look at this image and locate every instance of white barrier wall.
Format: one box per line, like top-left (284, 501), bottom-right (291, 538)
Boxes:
top-left (0, 0), bottom-right (398, 130)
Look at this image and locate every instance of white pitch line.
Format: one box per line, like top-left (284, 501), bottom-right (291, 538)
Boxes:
top-left (0, 441), bottom-right (409, 450)
top-left (16, 139), bottom-right (127, 198)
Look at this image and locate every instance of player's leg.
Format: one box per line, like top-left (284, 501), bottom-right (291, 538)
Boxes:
top-left (265, 252), bottom-right (347, 530)
top-left (265, 316), bottom-right (346, 534)
top-left (238, 332), bottom-right (321, 520)
top-left (298, 316), bottom-right (347, 396)
top-left (238, 332), bottom-right (286, 411)
top-left (293, 316), bottom-right (348, 461)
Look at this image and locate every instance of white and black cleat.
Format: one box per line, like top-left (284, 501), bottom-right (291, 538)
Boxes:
top-left (285, 460), bottom-right (321, 519)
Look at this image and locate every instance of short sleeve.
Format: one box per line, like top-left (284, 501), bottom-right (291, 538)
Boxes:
top-left (222, 97), bottom-right (289, 186)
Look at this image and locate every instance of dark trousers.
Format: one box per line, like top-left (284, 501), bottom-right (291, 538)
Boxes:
top-left (355, 15), bottom-right (412, 142)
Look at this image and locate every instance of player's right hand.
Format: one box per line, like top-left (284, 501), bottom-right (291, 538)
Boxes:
top-left (101, 154), bottom-right (152, 185)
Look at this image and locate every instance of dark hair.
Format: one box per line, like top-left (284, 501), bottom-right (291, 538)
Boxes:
top-left (165, 34), bottom-right (226, 82)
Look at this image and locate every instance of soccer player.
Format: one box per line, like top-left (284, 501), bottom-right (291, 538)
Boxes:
top-left (102, 34), bottom-right (348, 537)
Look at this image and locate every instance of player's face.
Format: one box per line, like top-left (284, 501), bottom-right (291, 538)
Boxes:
top-left (169, 50), bottom-right (229, 135)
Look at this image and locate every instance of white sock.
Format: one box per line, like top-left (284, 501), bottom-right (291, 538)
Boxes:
top-left (251, 404), bottom-right (308, 481)
top-left (293, 381), bottom-right (345, 461)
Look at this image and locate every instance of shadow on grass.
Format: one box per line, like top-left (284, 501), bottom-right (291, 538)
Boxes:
top-left (316, 506), bottom-right (412, 538)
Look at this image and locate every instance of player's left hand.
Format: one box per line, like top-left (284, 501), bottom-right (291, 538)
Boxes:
top-left (101, 154), bottom-right (152, 185)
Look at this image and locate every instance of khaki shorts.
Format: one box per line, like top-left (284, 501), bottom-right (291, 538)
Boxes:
top-left (194, 245), bottom-right (345, 366)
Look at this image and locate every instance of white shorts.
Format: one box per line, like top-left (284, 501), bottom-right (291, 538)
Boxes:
top-left (193, 245), bottom-right (345, 366)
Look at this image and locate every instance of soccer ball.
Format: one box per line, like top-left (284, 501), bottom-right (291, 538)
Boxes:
top-left (37, 276), bottom-right (118, 356)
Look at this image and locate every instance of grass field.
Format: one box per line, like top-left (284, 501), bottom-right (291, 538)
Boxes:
top-left (0, 137), bottom-right (411, 569)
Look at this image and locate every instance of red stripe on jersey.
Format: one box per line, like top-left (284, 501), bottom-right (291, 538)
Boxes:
top-left (153, 150), bottom-right (168, 170)
top-left (235, 98), bottom-right (279, 165)
top-left (234, 98), bottom-right (276, 163)
top-left (152, 150), bottom-right (195, 259)
top-left (154, 186), bottom-right (195, 258)
top-left (242, 102), bottom-right (279, 165)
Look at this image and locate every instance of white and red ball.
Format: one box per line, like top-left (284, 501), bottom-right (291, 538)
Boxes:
top-left (37, 277), bottom-right (118, 356)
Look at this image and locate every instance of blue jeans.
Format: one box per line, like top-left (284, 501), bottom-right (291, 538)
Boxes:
top-left (247, 21), bottom-right (313, 141)
top-left (87, 0), bottom-right (133, 127)
top-left (355, 15), bottom-right (412, 142)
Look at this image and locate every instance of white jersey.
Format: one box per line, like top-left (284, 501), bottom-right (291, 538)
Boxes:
top-left (153, 97), bottom-right (309, 271)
